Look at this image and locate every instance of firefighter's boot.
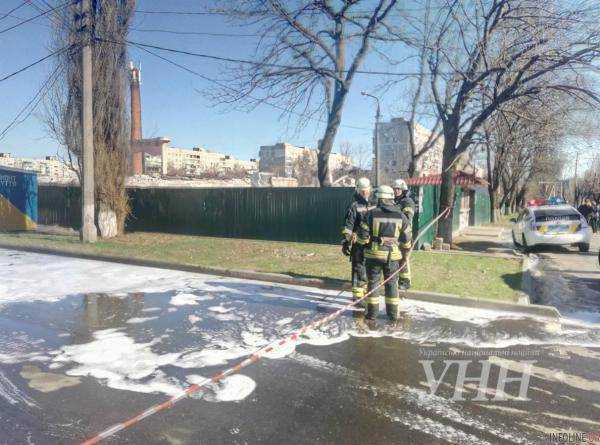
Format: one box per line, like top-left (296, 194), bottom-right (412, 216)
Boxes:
top-left (365, 303), bottom-right (378, 320)
top-left (386, 303), bottom-right (400, 321)
top-left (399, 278), bottom-right (411, 291)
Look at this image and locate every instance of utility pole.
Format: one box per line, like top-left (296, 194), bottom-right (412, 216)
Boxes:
top-left (573, 150), bottom-right (580, 205)
top-left (361, 91), bottom-right (381, 186)
top-left (80, 0), bottom-right (97, 242)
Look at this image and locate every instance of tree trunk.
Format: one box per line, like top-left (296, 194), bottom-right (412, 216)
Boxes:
top-left (489, 190), bottom-right (497, 223)
top-left (318, 83), bottom-right (348, 186)
top-left (408, 156), bottom-right (420, 178)
top-left (485, 139), bottom-right (498, 223)
top-left (437, 133), bottom-right (458, 243)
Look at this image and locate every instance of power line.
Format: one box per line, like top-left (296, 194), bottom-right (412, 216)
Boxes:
top-left (0, 44), bottom-right (72, 83)
top-left (0, 13), bottom-right (54, 29)
top-left (27, 0), bottom-right (73, 32)
top-left (98, 37), bottom-right (419, 78)
top-left (0, 0), bottom-right (30, 22)
top-left (99, 37), bottom-right (600, 78)
top-left (128, 41), bottom-right (371, 132)
top-left (130, 27), bottom-right (257, 38)
top-left (0, 0), bottom-right (74, 34)
top-left (134, 9), bottom-right (226, 16)
top-left (0, 62), bottom-right (65, 141)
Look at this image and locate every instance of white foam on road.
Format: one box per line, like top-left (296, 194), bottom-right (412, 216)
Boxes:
top-left (187, 374), bottom-right (256, 402)
top-left (169, 293), bottom-right (214, 306)
top-left (208, 305), bottom-right (233, 313)
top-left (0, 250), bottom-right (230, 304)
top-left (52, 329), bottom-right (181, 395)
top-left (126, 316), bottom-right (158, 324)
top-left (173, 345), bottom-right (251, 369)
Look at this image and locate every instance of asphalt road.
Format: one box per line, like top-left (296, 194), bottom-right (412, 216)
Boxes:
top-left (531, 233), bottom-right (600, 325)
top-left (1, 249), bottom-right (600, 445)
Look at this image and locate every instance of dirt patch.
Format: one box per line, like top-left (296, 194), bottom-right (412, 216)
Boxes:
top-left (20, 365), bottom-right (81, 393)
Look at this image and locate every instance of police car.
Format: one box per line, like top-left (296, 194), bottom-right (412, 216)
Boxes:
top-left (511, 204), bottom-right (592, 252)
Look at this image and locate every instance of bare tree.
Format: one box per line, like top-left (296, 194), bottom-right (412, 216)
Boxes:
top-left (44, 0), bottom-right (135, 236)
top-left (338, 140), bottom-right (371, 180)
top-left (213, 0), bottom-right (402, 186)
top-left (409, 0), bottom-right (600, 242)
top-left (291, 150), bottom-right (318, 186)
top-left (483, 94), bottom-right (560, 220)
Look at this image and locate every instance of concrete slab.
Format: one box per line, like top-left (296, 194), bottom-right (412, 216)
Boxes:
top-left (1, 249), bottom-right (599, 444)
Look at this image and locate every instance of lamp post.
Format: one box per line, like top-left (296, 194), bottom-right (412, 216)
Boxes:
top-left (361, 91), bottom-right (381, 186)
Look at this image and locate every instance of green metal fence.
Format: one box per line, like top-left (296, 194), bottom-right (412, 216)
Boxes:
top-left (127, 187), bottom-right (354, 244)
top-left (38, 184), bottom-right (491, 245)
top-left (411, 185), bottom-right (439, 248)
top-left (38, 185), bottom-right (81, 229)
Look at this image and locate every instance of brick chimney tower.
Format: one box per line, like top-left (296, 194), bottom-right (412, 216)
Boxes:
top-left (130, 62), bottom-right (143, 175)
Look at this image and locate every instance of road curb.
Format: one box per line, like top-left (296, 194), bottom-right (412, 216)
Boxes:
top-left (0, 242), bottom-right (560, 319)
top-left (404, 290), bottom-right (559, 319)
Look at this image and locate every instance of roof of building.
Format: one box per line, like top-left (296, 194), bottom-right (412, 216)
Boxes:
top-left (404, 171), bottom-right (488, 188)
top-left (0, 165), bottom-right (37, 175)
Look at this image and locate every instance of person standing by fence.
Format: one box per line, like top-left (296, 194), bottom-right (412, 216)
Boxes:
top-left (362, 185), bottom-right (412, 321)
top-left (341, 177), bottom-right (373, 306)
top-left (393, 179), bottom-right (415, 290)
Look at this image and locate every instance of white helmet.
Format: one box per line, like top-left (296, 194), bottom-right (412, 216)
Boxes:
top-left (356, 177), bottom-right (371, 192)
top-left (375, 185), bottom-right (394, 200)
top-left (393, 179), bottom-right (408, 191)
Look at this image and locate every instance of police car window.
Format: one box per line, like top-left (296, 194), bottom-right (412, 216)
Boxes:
top-left (533, 209), bottom-right (580, 222)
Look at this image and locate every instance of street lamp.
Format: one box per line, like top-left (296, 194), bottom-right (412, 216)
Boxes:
top-left (361, 91), bottom-right (381, 187)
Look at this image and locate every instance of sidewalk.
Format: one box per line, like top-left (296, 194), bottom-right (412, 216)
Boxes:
top-left (452, 225), bottom-right (518, 258)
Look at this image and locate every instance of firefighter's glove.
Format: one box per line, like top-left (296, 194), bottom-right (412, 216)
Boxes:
top-left (342, 240), bottom-right (352, 256)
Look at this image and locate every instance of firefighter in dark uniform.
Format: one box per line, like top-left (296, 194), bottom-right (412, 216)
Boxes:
top-left (341, 177), bottom-right (373, 305)
top-left (393, 179), bottom-right (415, 290)
top-left (359, 185), bottom-right (412, 321)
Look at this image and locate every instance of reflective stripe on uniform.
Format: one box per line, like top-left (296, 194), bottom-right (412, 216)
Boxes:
top-left (367, 295), bottom-right (380, 305)
top-left (385, 297), bottom-right (400, 304)
top-left (352, 287), bottom-right (366, 298)
top-left (364, 250), bottom-right (401, 261)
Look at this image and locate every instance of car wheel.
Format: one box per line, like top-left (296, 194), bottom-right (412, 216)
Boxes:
top-left (522, 235), bottom-right (530, 253)
top-left (578, 243), bottom-right (590, 253)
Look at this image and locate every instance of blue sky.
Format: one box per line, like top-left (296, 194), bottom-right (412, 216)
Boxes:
top-left (0, 0), bottom-right (420, 162)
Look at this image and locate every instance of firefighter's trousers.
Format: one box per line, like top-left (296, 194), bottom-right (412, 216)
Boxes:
top-left (399, 255), bottom-right (411, 287)
top-left (351, 244), bottom-right (367, 304)
top-left (365, 258), bottom-right (401, 320)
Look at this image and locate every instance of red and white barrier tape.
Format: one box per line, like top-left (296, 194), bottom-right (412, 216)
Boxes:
top-left (81, 208), bottom-right (450, 444)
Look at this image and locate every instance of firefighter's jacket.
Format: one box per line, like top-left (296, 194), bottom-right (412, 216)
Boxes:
top-left (342, 193), bottom-right (373, 245)
top-left (362, 202), bottom-right (412, 262)
top-left (395, 192), bottom-right (416, 221)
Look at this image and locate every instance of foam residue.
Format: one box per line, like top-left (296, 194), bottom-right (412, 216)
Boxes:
top-left (187, 374), bottom-right (256, 402)
top-left (188, 315), bottom-right (201, 324)
top-left (142, 307), bottom-right (161, 313)
top-left (170, 293), bottom-right (213, 306)
top-left (276, 317), bottom-right (293, 326)
top-left (209, 312), bottom-right (243, 322)
top-left (173, 345), bottom-right (251, 369)
top-left (126, 316), bottom-right (158, 324)
top-left (52, 329), bottom-right (181, 395)
top-left (208, 305), bottom-right (233, 313)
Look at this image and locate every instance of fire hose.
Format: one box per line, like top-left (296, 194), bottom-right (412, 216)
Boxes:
top-left (81, 207), bottom-right (451, 444)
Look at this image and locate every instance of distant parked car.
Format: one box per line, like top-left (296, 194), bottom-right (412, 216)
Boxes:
top-left (511, 205), bottom-right (592, 252)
